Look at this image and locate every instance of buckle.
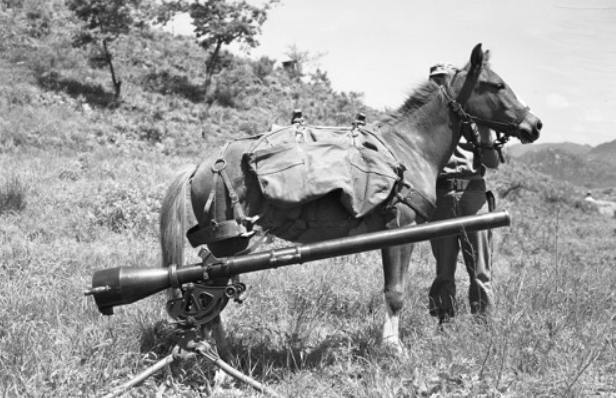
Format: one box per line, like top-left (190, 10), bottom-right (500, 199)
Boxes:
top-left (447, 178), bottom-right (462, 191)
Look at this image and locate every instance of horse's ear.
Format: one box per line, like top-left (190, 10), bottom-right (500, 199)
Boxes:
top-left (456, 43), bottom-right (484, 103)
top-left (470, 43), bottom-right (484, 69)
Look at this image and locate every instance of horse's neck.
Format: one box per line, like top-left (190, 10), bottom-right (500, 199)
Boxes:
top-left (386, 96), bottom-right (460, 185)
top-left (384, 95), bottom-right (459, 204)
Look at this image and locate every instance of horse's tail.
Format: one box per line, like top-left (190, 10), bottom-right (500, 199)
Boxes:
top-left (160, 166), bottom-right (195, 277)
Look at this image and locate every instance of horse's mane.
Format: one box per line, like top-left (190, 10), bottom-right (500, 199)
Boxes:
top-left (389, 50), bottom-right (492, 120)
top-left (397, 80), bottom-right (441, 116)
top-left (380, 80), bottom-right (443, 125)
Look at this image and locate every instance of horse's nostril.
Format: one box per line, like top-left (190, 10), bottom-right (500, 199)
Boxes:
top-left (536, 120), bottom-right (543, 131)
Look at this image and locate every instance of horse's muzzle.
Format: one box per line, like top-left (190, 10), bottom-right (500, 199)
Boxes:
top-left (519, 114), bottom-right (542, 144)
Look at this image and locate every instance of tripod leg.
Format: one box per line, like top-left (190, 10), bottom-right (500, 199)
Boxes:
top-left (189, 339), bottom-right (285, 398)
top-left (102, 354), bottom-right (176, 398)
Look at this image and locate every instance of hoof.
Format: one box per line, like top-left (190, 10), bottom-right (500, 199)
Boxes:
top-left (382, 336), bottom-right (408, 358)
top-left (213, 368), bottom-right (232, 388)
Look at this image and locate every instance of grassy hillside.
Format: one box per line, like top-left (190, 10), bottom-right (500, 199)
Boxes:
top-left (507, 140), bottom-right (616, 191)
top-left (0, 2), bottom-right (380, 156)
top-left (1, 3), bottom-right (615, 398)
top-left (518, 148), bottom-right (616, 191)
top-left (588, 139), bottom-right (616, 166)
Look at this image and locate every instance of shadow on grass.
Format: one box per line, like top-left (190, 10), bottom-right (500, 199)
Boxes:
top-left (225, 325), bottom-right (382, 379)
top-left (137, 320), bottom-right (381, 384)
top-left (37, 71), bottom-right (118, 108)
top-left (141, 70), bottom-right (205, 103)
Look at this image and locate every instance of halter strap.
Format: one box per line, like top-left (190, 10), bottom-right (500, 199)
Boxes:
top-left (440, 83), bottom-right (482, 148)
top-left (468, 106), bottom-right (530, 133)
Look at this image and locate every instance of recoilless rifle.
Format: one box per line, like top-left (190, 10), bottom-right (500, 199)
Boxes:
top-left (85, 210), bottom-right (511, 325)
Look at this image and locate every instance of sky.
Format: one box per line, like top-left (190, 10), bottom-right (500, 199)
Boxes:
top-left (168, 0), bottom-right (616, 146)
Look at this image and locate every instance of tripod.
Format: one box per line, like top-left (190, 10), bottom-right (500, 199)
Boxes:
top-left (102, 326), bottom-right (283, 398)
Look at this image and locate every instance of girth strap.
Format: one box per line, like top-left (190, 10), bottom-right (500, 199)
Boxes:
top-left (393, 179), bottom-right (436, 221)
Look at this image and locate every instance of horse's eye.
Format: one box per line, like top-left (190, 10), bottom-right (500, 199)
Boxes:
top-left (495, 83), bottom-right (506, 90)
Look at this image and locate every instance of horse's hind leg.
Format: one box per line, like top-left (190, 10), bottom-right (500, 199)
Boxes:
top-left (381, 243), bottom-right (414, 354)
top-left (160, 166), bottom-right (232, 372)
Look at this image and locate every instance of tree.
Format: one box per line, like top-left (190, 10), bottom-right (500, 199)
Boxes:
top-left (158, 0), bottom-right (277, 104)
top-left (283, 44), bottom-right (325, 80)
top-left (67, 0), bottom-right (142, 100)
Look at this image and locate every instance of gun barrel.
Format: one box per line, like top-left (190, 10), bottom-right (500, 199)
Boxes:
top-left (207, 210), bottom-right (510, 279)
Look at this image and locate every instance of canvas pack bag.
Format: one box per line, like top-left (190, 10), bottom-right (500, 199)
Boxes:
top-left (244, 124), bottom-right (402, 218)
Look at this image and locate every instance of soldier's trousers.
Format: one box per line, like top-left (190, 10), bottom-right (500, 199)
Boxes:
top-left (428, 183), bottom-right (493, 320)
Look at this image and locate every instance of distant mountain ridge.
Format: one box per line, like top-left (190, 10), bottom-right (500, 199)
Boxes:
top-left (507, 139), bottom-right (616, 189)
top-left (506, 142), bottom-right (592, 158)
top-left (587, 139), bottom-right (616, 166)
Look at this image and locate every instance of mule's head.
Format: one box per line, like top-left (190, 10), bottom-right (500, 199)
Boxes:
top-left (448, 43), bottom-right (542, 144)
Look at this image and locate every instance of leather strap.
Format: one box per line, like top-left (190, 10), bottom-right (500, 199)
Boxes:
top-left (436, 178), bottom-right (486, 192)
top-left (393, 178), bottom-right (436, 221)
top-left (186, 220), bottom-right (249, 248)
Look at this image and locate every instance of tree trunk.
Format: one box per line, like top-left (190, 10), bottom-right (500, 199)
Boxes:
top-left (103, 39), bottom-right (122, 100)
top-left (203, 40), bottom-right (223, 105)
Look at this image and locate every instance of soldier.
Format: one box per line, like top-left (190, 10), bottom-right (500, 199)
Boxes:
top-left (428, 63), bottom-right (500, 323)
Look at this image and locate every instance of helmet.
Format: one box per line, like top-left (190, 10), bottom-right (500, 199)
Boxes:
top-left (429, 63), bottom-right (455, 77)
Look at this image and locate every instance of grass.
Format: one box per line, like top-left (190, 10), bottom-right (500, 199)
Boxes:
top-left (0, 147), bottom-right (614, 398)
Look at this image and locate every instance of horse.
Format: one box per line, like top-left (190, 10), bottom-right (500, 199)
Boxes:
top-left (160, 43), bottom-right (542, 356)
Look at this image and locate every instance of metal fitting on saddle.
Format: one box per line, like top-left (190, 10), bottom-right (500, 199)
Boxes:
top-left (211, 158), bottom-right (227, 173)
top-left (291, 109), bottom-right (304, 124)
top-left (353, 112), bottom-right (367, 128)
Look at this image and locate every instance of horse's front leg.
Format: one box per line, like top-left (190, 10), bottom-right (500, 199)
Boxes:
top-left (381, 242), bottom-right (414, 354)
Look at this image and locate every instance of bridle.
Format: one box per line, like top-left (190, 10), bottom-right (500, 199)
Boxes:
top-left (439, 68), bottom-right (531, 159)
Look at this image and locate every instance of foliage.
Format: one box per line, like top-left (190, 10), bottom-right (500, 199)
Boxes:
top-left (66, 0), bottom-right (141, 40)
top-left (157, 0), bottom-right (278, 103)
top-left (284, 43), bottom-right (325, 80)
top-left (189, 0), bottom-right (276, 50)
top-left (66, 0), bottom-right (143, 99)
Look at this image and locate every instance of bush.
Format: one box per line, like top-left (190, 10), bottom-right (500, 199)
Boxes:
top-left (141, 70), bottom-right (205, 102)
top-left (89, 184), bottom-right (163, 234)
top-left (0, 176), bottom-right (27, 215)
top-left (211, 64), bottom-right (262, 109)
top-left (573, 199), bottom-right (599, 214)
top-left (252, 56), bottom-right (276, 81)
